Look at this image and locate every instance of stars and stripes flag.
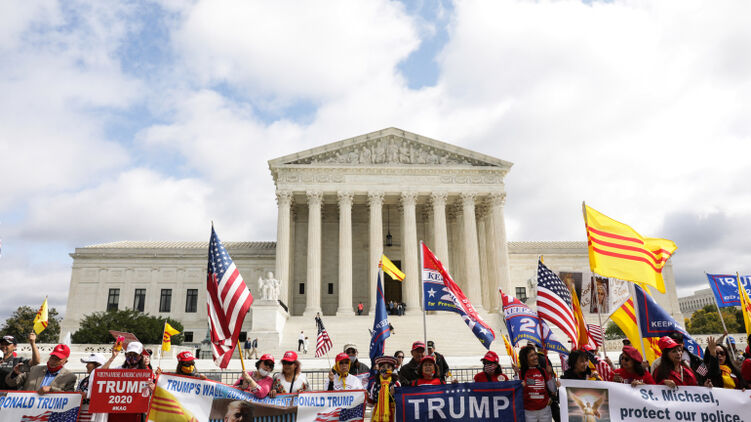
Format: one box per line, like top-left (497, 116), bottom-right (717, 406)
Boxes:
top-left (21, 407), bottom-right (80, 422)
top-left (536, 259), bottom-right (579, 347)
top-left (587, 323), bottom-right (603, 347)
top-left (314, 403), bottom-right (365, 422)
top-left (207, 225), bottom-right (253, 368)
top-left (315, 314), bottom-right (333, 358)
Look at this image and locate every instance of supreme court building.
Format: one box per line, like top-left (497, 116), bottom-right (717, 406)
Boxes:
top-left (60, 128), bottom-right (682, 345)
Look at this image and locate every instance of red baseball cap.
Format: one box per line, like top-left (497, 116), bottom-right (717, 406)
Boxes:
top-left (482, 351), bottom-right (499, 363)
top-left (259, 353), bottom-right (275, 363)
top-left (411, 341), bottom-right (426, 351)
top-left (177, 351), bottom-right (195, 362)
top-left (50, 344), bottom-right (70, 360)
top-left (658, 336), bottom-right (680, 351)
top-left (335, 352), bottom-right (350, 363)
top-left (621, 345), bottom-right (643, 363)
top-left (282, 351), bottom-right (298, 362)
top-left (419, 355), bottom-right (436, 364)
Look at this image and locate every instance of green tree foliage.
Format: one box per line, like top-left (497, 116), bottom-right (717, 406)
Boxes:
top-left (687, 305), bottom-right (740, 334)
top-left (72, 309), bottom-right (184, 345)
top-left (605, 321), bottom-right (625, 339)
top-left (1, 306), bottom-right (62, 343)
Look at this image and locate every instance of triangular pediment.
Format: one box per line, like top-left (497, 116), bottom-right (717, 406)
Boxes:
top-left (268, 127), bottom-right (513, 169)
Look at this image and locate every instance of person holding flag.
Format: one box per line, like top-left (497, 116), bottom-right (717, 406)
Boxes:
top-left (33, 297), bottom-right (49, 335)
top-left (368, 355), bottom-right (400, 422)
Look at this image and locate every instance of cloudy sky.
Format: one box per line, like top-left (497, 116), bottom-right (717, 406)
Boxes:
top-left (1, 0), bottom-right (750, 320)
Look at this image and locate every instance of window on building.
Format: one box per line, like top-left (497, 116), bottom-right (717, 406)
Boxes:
top-left (299, 283), bottom-right (305, 295)
top-left (133, 289), bottom-right (146, 312)
top-left (185, 289), bottom-right (198, 313)
top-left (159, 289), bottom-right (172, 312)
top-left (515, 287), bottom-right (528, 303)
top-left (183, 331), bottom-right (193, 343)
top-left (107, 288), bottom-right (120, 312)
top-left (328, 283), bottom-right (334, 295)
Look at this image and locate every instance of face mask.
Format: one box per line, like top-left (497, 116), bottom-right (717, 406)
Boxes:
top-left (484, 363), bottom-right (497, 374)
top-left (258, 368), bottom-right (271, 377)
top-left (126, 355), bottom-right (140, 366)
top-left (347, 354), bottom-right (357, 361)
top-left (47, 362), bottom-right (63, 373)
top-left (180, 365), bottom-right (195, 374)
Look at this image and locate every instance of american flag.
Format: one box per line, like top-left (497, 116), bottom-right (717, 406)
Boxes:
top-left (314, 404), bottom-right (365, 422)
top-left (536, 260), bottom-right (578, 347)
top-left (207, 226), bottom-right (253, 368)
top-left (586, 351), bottom-right (614, 381)
top-left (587, 323), bottom-right (604, 347)
top-left (315, 315), bottom-right (333, 358)
top-left (21, 407), bottom-right (80, 422)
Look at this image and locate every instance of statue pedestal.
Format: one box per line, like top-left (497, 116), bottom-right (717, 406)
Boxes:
top-left (250, 300), bottom-right (288, 347)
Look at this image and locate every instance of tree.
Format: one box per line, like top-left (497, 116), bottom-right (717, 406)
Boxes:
top-left (687, 305), bottom-right (740, 334)
top-left (72, 309), bottom-right (184, 345)
top-left (1, 306), bottom-right (62, 343)
top-left (605, 321), bottom-right (625, 339)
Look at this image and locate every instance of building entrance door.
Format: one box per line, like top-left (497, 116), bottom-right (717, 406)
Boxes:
top-left (384, 260), bottom-right (403, 305)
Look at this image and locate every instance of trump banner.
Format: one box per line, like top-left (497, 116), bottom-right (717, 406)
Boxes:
top-left (0, 391), bottom-right (82, 421)
top-left (706, 273), bottom-right (751, 308)
top-left (560, 379), bottom-right (749, 422)
top-left (500, 290), bottom-right (569, 355)
top-left (89, 369), bottom-right (153, 413)
top-left (148, 374), bottom-right (365, 422)
top-left (395, 381), bottom-right (524, 422)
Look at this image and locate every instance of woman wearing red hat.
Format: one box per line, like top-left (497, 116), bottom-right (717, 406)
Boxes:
top-left (269, 351), bottom-right (308, 396)
top-left (654, 336), bottom-right (700, 387)
top-left (410, 355), bottom-right (443, 386)
top-left (158, 351), bottom-right (206, 380)
top-left (612, 346), bottom-right (654, 386)
top-left (327, 353), bottom-right (364, 391)
top-left (233, 354), bottom-right (275, 398)
top-left (519, 345), bottom-right (557, 422)
top-left (474, 351), bottom-right (509, 382)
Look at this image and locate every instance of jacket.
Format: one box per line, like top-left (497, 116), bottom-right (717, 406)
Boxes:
top-left (5, 365), bottom-right (76, 392)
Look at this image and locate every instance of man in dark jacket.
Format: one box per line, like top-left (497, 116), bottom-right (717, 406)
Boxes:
top-left (427, 341), bottom-right (450, 382)
top-left (398, 341), bottom-right (425, 386)
top-left (343, 344), bottom-right (369, 375)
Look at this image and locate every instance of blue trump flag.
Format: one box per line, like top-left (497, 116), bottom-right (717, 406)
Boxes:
top-left (634, 284), bottom-right (703, 358)
top-left (395, 381), bottom-right (524, 422)
top-left (706, 273), bottom-right (751, 308)
top-left (500, 290), bottom-right (569, 355)
top-left (369, 272), bottom-right (391, 362)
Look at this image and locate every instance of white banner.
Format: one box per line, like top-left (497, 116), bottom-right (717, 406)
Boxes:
top-left (0, 391), bottom-right (82, 421)
top-left (559, 380), bottom-right (750, 422)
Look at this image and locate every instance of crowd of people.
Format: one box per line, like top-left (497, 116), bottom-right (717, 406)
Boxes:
top-left (2, 330), bottom-right (751, 422)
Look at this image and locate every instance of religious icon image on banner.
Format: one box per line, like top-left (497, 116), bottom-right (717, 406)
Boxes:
top-left (559, 272), bottom-right (583, 300)
top-left (584, 276), bottom-right (609, 314)
top-left (566, 387), bottom-right (610, 422)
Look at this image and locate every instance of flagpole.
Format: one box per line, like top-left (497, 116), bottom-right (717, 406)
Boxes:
top-left (535, 256), bottom-right (547, 352)
top-left (707, 272), bottom-right (729, 334)
top-left (420, 241), bottom-right (427, 347)
top-left (237, 340), bottom-right (246, 372)
top-left (158, 321), bottom-right (166, 369)
top-left (628, 282), bottom-right (650, 365)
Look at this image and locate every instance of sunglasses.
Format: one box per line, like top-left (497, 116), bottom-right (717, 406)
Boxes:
top-left (717, 351), bottom-right (726, 356)
top-left (282, 361), bottom-right (295, 365)
top-left (396, 355), bottom-right (404, 359)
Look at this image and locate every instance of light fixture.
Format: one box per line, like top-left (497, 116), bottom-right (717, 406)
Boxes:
top-left (385, 205), bottom-right (393, 247)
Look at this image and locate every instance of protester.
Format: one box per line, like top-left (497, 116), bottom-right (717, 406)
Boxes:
top-left (343, 344), bottom-right (370, 375)
top-left (103, 341), bottom-right (150, 370)
top-left (393, 350), bottom-right (405, 375)
top-left (357, 302), bottom-right (364, 315)
top-left (233, 354), bottom-right (275, 398)
top-left (651, 331), bottom-right (707, 384)
top-left (427, 340), bottom-right (450, 382)
top-left (224, 400), bottom-right (253, 422)
top-left (562, 350), bottom-right (602, 381)
top-left (654, 336), bottom-right (701, 387)
top-left (612, 346), bottom-right (654, 386)
top-left (303, 336), bottom-right (309, 354)
top-left (158, 351), bottom-right (206, 380)
top-left (270, 351), bottom-right (308, 396)
top-left (327, 353), bottom-right (364, 390)
top-left (411, 355), bottom-right (443, 386)
top-left (519, 345), bottom-right (556, 422)
top-left (704, 336), bottom-right (745, 389)
top-left (0, 333), bottom-right (40, 390)
top-left (243, 339), bottom-right (251, 357)
top-left (298, 331), bottom-right (305, 351)
top-left (142, 348), bottom-right (153, 370)
top-left (398, 341), bottom-right (425, 386)
top-left (742, 335), bottom-right (751, 384)
top-left (474, 351), bottom-right (508, 382)
top-left (5, 344), bottom-right (75, 393)
top-left (77, 353), bottom-right (106, 393)
top-left (249, 338), bottom-right (259, 359)
top-left (369, 355), bottom-right (400, 422)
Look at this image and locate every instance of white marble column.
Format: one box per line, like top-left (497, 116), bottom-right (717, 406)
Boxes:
top-left (275, 191), bottom-right (293, 308)
top-left (336, 191), bottom-right (354, 316)
top-left (368, 192), bottom-right (384, 314)
top-left (488, 192), bottom-right (511, 312)
top-left (477, 206), bottom-right (490, 311)
top-left (303, 191), bottom-right (323, 316)
top-left (461, 192), bottom-right (485, 311)
top-left (430, 192), bottom-right (450, 268)
top-left (401, 192), bottom-right (419, 313)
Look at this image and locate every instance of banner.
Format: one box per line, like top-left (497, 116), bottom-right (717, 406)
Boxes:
top-left (560, 379), bottom-right (749, 422)
top-left (580, 274), bottom-right (631, 318)
top-left (149, 374), bottom-right (365, 422)
top-left (89, 369), bottom-right (153, 413)
top-left (0, 391), bottom-right (81, 421)
top-left (634, 284), bottom-right (703, 357)
top-left (706, 273), bottom-right (751, 308)
top-left (395, 381), bottom-right (524, 422)
top-left (500, 291), bottom-right (569, 355)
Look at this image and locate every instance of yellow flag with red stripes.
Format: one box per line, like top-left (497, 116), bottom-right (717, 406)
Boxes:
top-left (32, 298), bottom-right (48, 335)
top-left (583, 204), bottom-right (676, 293)
top-left (502, 335), bottom-right (517, 367)
top-left (380, 254), bottom-right (405, 281)
top-left (610, 298), bottom-right (661, 363)
top-left (738, 273), bottom-right (751, 335)
top-left (148, 386), bottom-right (199, 422)
top-left (161, 322), bottom-right (181, 352)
